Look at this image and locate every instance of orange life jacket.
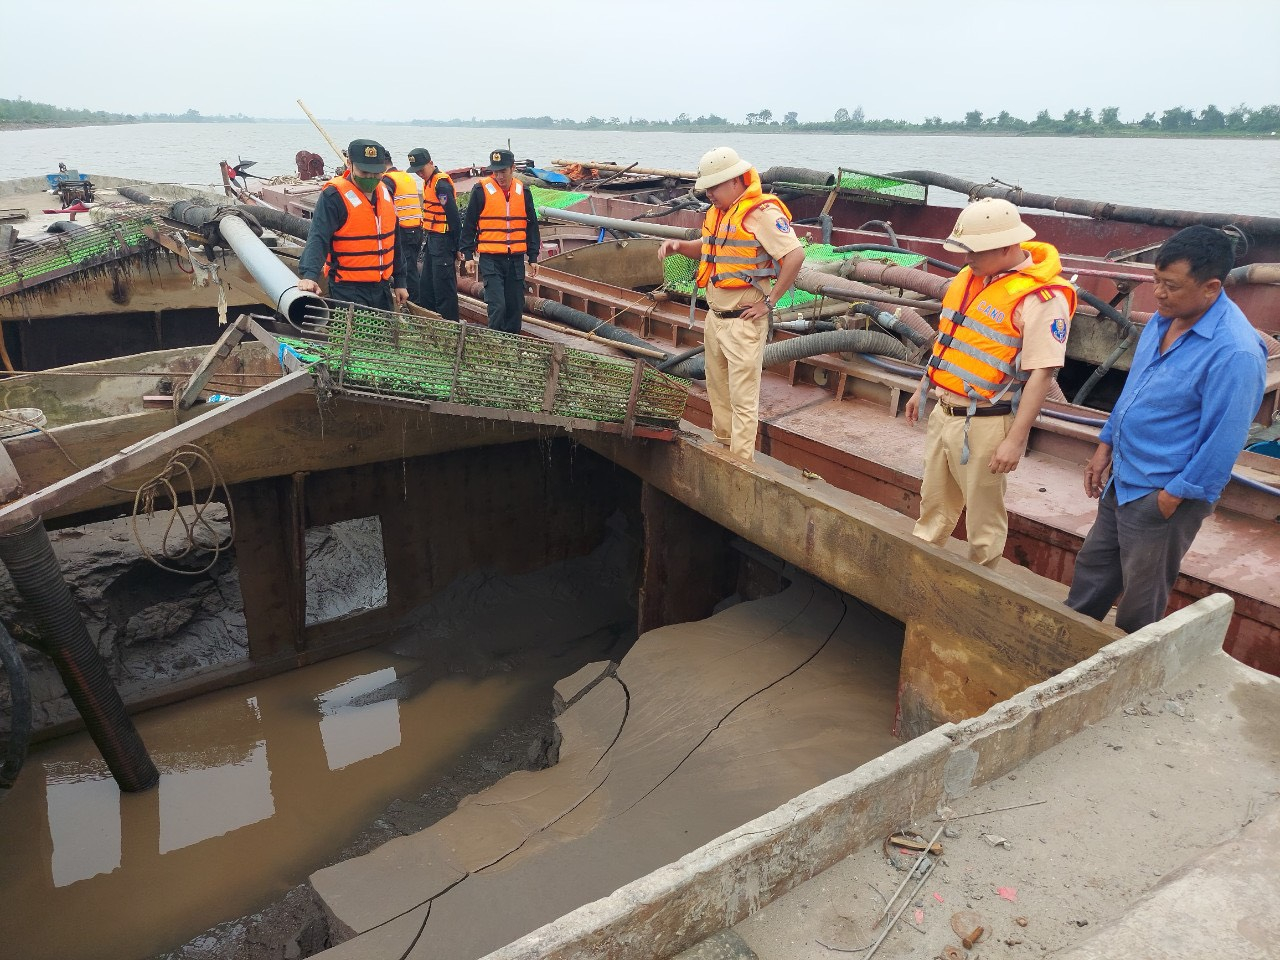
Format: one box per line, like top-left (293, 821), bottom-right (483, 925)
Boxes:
top-left (421, 169), bottom-right (454, 234)
top-left (381, 170), bottom-right (423, 229)
top-left (323, 176), bottom-right (397, 283)
top-left (695, 169), bottom-right (792, 290)
top-left (926, 241), bottom-right (1077, 404)
top-left (475, 177), bottom-right (527, 255)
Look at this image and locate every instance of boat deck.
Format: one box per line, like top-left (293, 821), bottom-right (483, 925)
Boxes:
top-left (720, 371), bottom-right (1280, 673)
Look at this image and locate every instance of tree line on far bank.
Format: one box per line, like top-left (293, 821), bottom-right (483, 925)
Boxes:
top-left (3, 96), bottom-right (1278, 136)
top-left (420, 103), bottom-right (1280, 136)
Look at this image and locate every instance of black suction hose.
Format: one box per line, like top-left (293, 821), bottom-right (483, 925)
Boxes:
top-left (0, 518), bottom-right (158, 792)
top-left (665, 328), bottom-right (910, 380)
top-left (527, 297), bottom-right (664, 358)
top-left (234, 204), bottom-right (311, 241)
top-left (849, 303), bottom-right (933, 348)
top-left (0, 622), bottom-right (30, 800)
top-left (832, 242), bottom-right (962, 275)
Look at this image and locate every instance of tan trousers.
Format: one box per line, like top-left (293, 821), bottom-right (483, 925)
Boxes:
top-left (704, 309), bottom-right (769, 461)
top-left (913, 402), bottom-right (1013, 568)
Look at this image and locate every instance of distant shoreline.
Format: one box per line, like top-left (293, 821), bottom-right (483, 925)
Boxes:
top-left (1, 118), bottom-right (1276, 141)
top-left (0, 119), bottom-right (135, 131)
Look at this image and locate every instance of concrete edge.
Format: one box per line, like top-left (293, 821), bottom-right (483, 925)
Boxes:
top-left (943, 593), bottom-right (1236, 790)
top-left (479, 594), bottom-right (1236, 960)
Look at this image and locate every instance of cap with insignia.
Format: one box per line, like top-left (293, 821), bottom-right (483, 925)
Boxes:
top-left (487, 148), bottom-right (515, 170)
top-left (407, 147), bottom-right (431, 173)
top-left (347, 138), bottom-right (391, 173)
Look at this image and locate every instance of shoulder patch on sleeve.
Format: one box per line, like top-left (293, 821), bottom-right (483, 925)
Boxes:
top-left (774, 217), bottom-right (791, 234)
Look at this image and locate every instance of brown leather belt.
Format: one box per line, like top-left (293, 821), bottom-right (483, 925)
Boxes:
top-left (713, 307), bottom-right (747, 319)
top-left (941, 402), bottom-right (1012, 418)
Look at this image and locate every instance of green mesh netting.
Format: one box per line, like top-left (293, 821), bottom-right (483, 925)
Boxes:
top-left (279, 304), bottom-right (686, 426)
top-left (529, 186), bottom-right (588, 211)
top-left (661, 237), bottom-right (925, 307)
top-left (455, 184), bottom-right (587, 215)
top-left (0, 212), bottom-right (157, 294)
top-left (835, 172), bottom-right (927, 202)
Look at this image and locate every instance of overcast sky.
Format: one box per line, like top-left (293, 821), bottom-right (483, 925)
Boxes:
top-left (4, 0), bottom-right (1277, 125)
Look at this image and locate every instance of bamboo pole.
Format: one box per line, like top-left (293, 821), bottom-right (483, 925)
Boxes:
top-left (297, 99), bottom-right (346, 165)
top-left (553, 160), bottom-right (696, 180)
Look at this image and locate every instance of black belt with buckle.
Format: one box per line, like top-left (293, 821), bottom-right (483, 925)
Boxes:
top-left (941, 402), bottom-right (1012, 418)
top-left (714, 307), bottom-right (747, 319)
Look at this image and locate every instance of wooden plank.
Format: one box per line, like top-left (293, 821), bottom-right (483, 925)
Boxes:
top-left (449, 319), bottom-right (467, 401)
top-left (177, 314), bottom-right (252, 409)
top-left (1, 396), bottom-right (553, 521)
top-left (542, 345), bottom-right (565, 413)
top-left (622, 359), bottom-right (644, 440)
top-left (0, 443), bottom-right (23, 502)
top-left (0, 368), bottom-right (314, 531)
top-left (338, 388), bottom-right (678, 438)
top-left (289, 472), bottom-right (308, 650)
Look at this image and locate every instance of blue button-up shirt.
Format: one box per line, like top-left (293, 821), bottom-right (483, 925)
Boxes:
top-left (1100, 291), bottom-right (1267, 505)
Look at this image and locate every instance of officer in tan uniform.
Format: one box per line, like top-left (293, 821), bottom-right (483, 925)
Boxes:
top-left (905, 198), bottom-right (1075, 567)
top-left (658, 148), bottom-right (804, 461)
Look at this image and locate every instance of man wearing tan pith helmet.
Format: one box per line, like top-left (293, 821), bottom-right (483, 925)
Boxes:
top-left (905, 198), bottom-right (1076, 568)
top-left (659, 147), bottom-right (804, 461)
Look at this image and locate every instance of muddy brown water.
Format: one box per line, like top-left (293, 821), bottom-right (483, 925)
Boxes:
top-left (0, 650), bottom-right (545, 959)
top-left (0, 550), bottom-right (904, 960)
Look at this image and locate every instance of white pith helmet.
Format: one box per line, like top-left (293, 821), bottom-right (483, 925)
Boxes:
top-left (694, 147), bottom-right (753, 191)
top-left (943, 197), bottom-right (1036, 253)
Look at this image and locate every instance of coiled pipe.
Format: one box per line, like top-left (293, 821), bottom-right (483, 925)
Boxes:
top-left (836, 258), bottom-right (952, 299)
top-left (796, 268), bottom-right (937, 343)
top-left (168, 199), bottom-right (322, 325)
top-left (0, 518), bottom-right (158, 792)
top-left (758, 167), bottom-right (837, 188)
top-left (833, 242), bottom-right (962, 275)
top-left (118, 185), bottom-right (161, 205)
top-left (528, 297), bottom-right (664, 357)
top-left (119, 189), bottom-right (322, 325)
top-left (665, 329), bottom-right (910, 380)
top-left (0, 622), bottom-right (30, 800)
top-left (233, 203), bottom-right (311, 241)
top-left (888, 169), bottom-right (1280, 238)
top-left (853, 220), bottom-right (900, 248)
top-left (849, 302), bottom-right (933, 348)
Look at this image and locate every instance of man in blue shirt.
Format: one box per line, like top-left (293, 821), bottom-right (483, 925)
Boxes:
top-left (1066, 226), bottom-right (1268, 632)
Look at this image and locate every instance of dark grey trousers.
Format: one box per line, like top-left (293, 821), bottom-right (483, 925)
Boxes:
top-left (1065, 487), bottom-right (1214, 633)
top-left (420, 231), bottom-right (459, 321)
top-left (400, 227), bottom-right (422, 307)
top-left (478, 254), bottom-right (525, 333)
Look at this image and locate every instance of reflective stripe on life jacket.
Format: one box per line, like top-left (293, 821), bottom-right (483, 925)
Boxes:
top-left (422, 170), bottom-right (454, 234)
top-left (382, 170), bottom-right (423, 229)
top-left (695, 168), bottom-right (792, 290)
top-left (324, 176), bottom-right (396, 284)
top-left (476, 177), bottom-right (527, 255)
top-left (925, 241), bottom-right (1077, 404)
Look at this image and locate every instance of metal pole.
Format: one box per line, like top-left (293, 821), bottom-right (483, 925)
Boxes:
top-left (297, 99), bottom-right (346, 166)
top-left (537, 207), bottom-right (697, 241)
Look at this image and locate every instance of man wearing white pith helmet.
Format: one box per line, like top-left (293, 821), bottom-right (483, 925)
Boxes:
top-left (659, 148), bottom-right (804, 461)
top-left (905, 198), bottom-right (1076, 568)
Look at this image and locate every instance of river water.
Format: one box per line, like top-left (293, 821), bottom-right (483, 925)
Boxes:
top-left (3, 122), bottom-right (1279, 217)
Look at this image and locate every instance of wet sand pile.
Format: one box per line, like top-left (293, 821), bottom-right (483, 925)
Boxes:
top-left (308, 574), bottom-right (905, 960)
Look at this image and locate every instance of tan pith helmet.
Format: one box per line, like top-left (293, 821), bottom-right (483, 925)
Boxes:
top-left (694, 147), bottom-right (753, 191)
top-left (943, 197), bottom-right (1036, 253)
